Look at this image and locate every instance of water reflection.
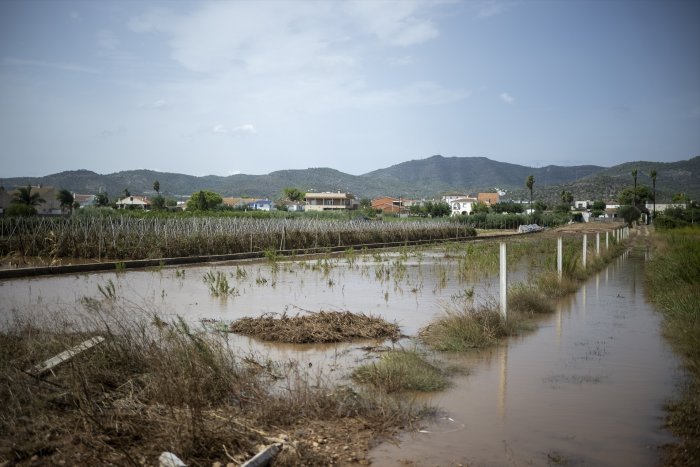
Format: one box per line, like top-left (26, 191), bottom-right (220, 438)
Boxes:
top-left (370, 248), bottom-right (681, 466)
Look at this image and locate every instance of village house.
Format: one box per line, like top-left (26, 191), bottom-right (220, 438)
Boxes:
top-left (116, 195), bottom-right (150, 209)
top-left (304, 192), bottom-right (356, 211)
top-left (477, 192), bottom-right (500, 205)
top-left (449, 197), bottom-right (479, 216)
top-left (371, 196), bottom-right (411, 214)
top-left (222, 197), bottom-right (257, 209)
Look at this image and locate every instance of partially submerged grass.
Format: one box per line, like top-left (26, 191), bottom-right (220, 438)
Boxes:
top-left (420, 303), bottom-right (526, 351)
top-left (229, 310), bottom-right (401, 343)
top-left (507, 283), bottom-right (555, 314)
top-left (352, 349), bottom-right (450, 393)
top-left (645, 227), bottom-right (700, 465)
top-left (0, 303), bottom-right (425, 466)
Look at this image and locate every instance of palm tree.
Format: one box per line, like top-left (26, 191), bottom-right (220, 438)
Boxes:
top-left (649, 169), bottom-right (657, 220)
top-left (631, 169), bottom-right (638, 208)
top-left (56, 188), bottom-right (74, 214)
top-left (12, 185), bottom-right (45, 206)
top-left (525, 175), bottom-right (535, 215)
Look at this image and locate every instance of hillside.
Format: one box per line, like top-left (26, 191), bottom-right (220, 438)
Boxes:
top-left (1, 155), bottom-right (698, 203)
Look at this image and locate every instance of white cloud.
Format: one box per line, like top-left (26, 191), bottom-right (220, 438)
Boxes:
top-left (232, 124), bottom-right (257, 134)
top-left (212, 124), bottom-right (257, 135)
top-left (500, 92), bottom-right (514, 103)
top-left (127, 1), bottom-right (465, 125)
top-left (345, 0), bottom-right (439, 46)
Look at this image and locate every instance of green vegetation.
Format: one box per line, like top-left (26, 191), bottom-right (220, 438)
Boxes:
top-left (186, 190), bottom-right (223, 211)
top-left (202, 270), bottom-right (238, 297)
top-left (420, 304), bottom-right (525, 351)
top-left (646, 227), bottom-right (700, 465)
top-left (352, 349), bottom-right (450, 392)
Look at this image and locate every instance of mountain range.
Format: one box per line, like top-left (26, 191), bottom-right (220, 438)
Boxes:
top-left (2, 155), bottom-right (698, 205)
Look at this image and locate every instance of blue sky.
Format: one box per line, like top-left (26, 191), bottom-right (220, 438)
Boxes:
top-left (1, 0), bottom-right (698, 177)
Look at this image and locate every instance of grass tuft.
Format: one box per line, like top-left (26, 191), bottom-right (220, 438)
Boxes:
top-left (352, 349), bottom-right (450, 393)
top-left (419, 303), bottom-right (525, 351)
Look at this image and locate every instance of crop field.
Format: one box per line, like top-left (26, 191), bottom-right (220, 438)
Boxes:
top-left (0, 216), bottom-right (477, 261)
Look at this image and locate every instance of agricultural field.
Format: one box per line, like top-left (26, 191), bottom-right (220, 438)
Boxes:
top-left (2, 223), bottom-right (683, 466)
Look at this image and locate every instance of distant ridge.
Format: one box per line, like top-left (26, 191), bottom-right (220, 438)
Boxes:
top-left (2, 155), bottom-right (698, 203)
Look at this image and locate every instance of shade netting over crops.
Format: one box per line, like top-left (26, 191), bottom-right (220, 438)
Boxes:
top-left (0, 216), bottom-right (476, 260)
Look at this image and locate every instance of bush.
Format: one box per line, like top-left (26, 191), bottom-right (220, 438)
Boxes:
top-left (4, 204), bottom-right (37, 217)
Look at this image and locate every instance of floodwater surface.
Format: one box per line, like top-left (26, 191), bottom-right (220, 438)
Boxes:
top-left (0, 244), bottom-right (681, 466)
top-left (370, 248), bottom-right (681, 466)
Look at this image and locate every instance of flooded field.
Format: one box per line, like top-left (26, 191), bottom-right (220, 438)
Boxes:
top-left (0, 239), bottom-right (682, 465)
top-left (371, 248), bottom-right (681, 466)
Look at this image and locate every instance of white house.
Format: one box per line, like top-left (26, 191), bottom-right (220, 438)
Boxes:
top-left (450, 197), bottom-right (478, 216)
top-left (442, 193), bottom-right (469, 205)
top-left (116, 196), bottom-right (150, 209)
top-left (574, 200), bottom-right (591, 210)
top-left (248, 199), bottom-right (273, 211)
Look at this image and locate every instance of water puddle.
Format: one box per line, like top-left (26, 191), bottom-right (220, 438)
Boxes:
top-left (369, 249), bottom-right (681, 466)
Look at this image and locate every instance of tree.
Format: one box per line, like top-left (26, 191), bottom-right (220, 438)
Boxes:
top-left (429, 202), bottom-right (451, 217)
top-left (592, 200), bottom-right (606, 211)
top-left (12, 185), bottom-right (45, 206)
top-left (151, 195), bottom-right (166, 210)
top-left (471, 201), bottom-right (490, 214)
top-left (283, 187), bottom-right (305, 202)
top-left (649, 170), bottom-right (657, 219)
top-left (631, 168), bottom-right (638, 208)
top-left (95, 192), bottom-right (109, 207)
top-left (153, 180), bottom-right (160, 195)
top-left (359, 198), bottom-right (372, 209)
top-left (525, 175), bottom-right (534, 214)
top-left (56, 188), bottom-right (74, 213)
top-left (560, 190), bottom-right (574, 206)
top-left (186, 190), bottom-right (223, 211)
top-left (618, 186), bottom-right (652, 206)
top-left (122, 188), bottom-right (131, 198)
top-left (619, 205), bottom-right (641, 227)
top-left (533, 200), bottom-right (547, 212)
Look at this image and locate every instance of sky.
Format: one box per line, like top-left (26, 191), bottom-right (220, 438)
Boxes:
top-left (1, 0), bottom-right (699, 178)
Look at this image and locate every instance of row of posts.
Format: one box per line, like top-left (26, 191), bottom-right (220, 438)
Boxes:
top-left (499, 226), bottom-right (630, 318)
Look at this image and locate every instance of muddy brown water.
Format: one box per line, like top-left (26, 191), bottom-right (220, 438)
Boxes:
top-left (0, 245), bottom-right (681, 466)
top-left (370, 248), bottom-right (681, 466)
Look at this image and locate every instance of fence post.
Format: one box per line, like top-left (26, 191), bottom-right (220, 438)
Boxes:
top-left (582, 234), bottom-right (587, 269)
top-left (557, 237), bottom-right (563, 281)
top-left (606, 231), bottom-right (609, 249)
top-left (596, 232), bottom-right (600, 256)
top-left (500, 242), bottom-right (507, 319)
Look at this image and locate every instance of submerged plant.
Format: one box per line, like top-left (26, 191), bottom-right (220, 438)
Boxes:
top-left (202, 270), bottom-right (238, 297)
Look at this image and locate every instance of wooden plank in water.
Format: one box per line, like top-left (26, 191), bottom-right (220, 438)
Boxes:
top-left (28, 336), bottom-right (105, 376)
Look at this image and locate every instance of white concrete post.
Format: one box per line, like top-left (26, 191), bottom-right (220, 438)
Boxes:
top-left (596, 232), bottom-right (600, 256)
top-left (500, 242), bottom-right (507, 319)
top-left (605, 231), bottom-right (609, 249)
top-left (582, 234), bottom-right (587, 269)
top-left (557, 237), bottom-right (563, 280)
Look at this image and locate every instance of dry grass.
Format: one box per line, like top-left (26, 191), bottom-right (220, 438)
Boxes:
top-left (0, 304), bottom-right (423, 466)
top-left (229, 310), bottom-right (401, 343)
